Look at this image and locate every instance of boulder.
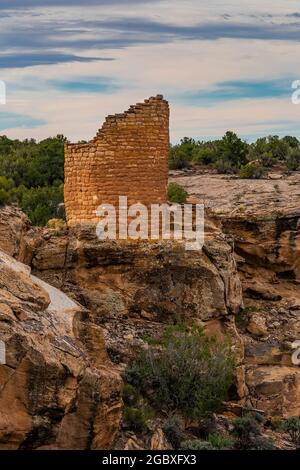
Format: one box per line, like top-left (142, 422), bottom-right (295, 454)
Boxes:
top-left (0, 248), bottom-right (122, 450)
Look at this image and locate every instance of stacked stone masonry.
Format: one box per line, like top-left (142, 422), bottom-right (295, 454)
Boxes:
top-left (64, 95), bottom-right (170, 224)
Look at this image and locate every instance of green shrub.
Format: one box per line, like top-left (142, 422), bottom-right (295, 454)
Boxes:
top-left (208, 432), bottom-right (234, 449)
top-left (17, 184), bottom-right (64, 226)
top-left (214, 159), bottom-right (237, 175)
top-left (0, 176), bottom-right (14, 205)
top-left (286, 148), bottom-right (300, 171)
top-left (260, 151), bottom-right (276, 168)
top-left (235, 306), bottom-right (257, 329)
top-left (216, 131), bottom-right (249, 172)
top-left (192, 147), bottom-right (217, 166)
top-left (167, 182), bottom-right (188, 204)
top-left (123, 406), bottom-right (154, 433)
top-left (0, 134), bottom-right (66, 225)
top-left (123, 383), bottom-right (141, 407)
top-left (239, 162), bottom-right (265, 179)
top-left (163, 416), bottom-right (186, 449)
top-left (180, 440), bottom-right (215, 450)
top-left (169, 148), bottom-right (191, 170)
top-left (280, 417), bottom-right (300, 447)
top-left (232, 413), bottom-right (274, 450)
top-left (125, 324), bottom-right (235, 420)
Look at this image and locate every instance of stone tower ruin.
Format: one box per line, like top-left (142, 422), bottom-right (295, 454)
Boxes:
top-left (64, 95), bottom-right (169, 225)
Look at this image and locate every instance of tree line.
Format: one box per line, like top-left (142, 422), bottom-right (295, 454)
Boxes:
top-left (169, 132), bottom-right (300, 177)
top-left (0, 132), bottom-right (300, 226)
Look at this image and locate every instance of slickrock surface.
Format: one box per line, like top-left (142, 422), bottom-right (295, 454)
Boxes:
top-left (0, 246), bottom-right (122, 450)
top-left (171, 168), bottom-right (300, 418)
top-left (170, 168), bottom-right (300, 217)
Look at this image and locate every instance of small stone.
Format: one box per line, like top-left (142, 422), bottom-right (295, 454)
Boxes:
top-left (247, 314), bottom-right (268, 337)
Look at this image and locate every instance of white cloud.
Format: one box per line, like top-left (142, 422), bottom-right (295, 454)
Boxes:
top-left (1, 1), bottom-right (300, 141)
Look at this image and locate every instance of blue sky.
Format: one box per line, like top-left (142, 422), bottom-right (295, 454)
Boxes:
top-left (0, 0), bottom-right (300, 142)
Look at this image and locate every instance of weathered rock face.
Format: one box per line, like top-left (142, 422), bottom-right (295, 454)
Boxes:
top-left (221, 212), bottom-right (300, 282)
top-left (171, 169), bottom-right (300, 419)
top-left (0, 206), bottom-right (32, 258)
top-left (27, 222), bottom-right (243, 364)
top-left (0, 247), bottom-right (122, 450)
top-left (2, 191), bottom-right (300, 445)
top-left (171, 168), bottom-right (300, 285)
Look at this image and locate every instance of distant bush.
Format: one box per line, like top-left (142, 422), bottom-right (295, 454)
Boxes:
top-left (286, 148), bottom-right (300, 171)
top-left (0, 134), bottom-right (66, 225)
top-left (123, 383), bottom-right (154, 433)
top-left (0, 176), bottom-right (14, 205)
top-left (216, 131), bottom-right (248, 171)
top-left (208, 432), bottom-right (234, 450)
top-left (163, 416), bottom-right (186, 449)
top-left (239, 162), bottom-right (265, 179)
top-left (214, 159), bottom-right (237, 174)
top-left (232, 413), bottom-right (275, 450)
top-left (125, 324), bottom-right (235, 420)
top-left (192, 146), bottom-right (217, 166)
top-left (123, 406), bottom-right (154, 433)
top-left (167, 182), bottom-right (188, 204)
top-left (169, 147), bottom-right (191, 170)
top-left (280, 417), bottom-right (300, 447)
top-left (17, 184), bottom-right (64, 226)
top-left (180, 439), bottom-right (214, 450)
top-left (259, 151), bottom-right (277, 168)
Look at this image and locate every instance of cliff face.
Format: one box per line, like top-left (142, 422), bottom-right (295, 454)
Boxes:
top-left (27, 223), bottom-right (242, 359)
top-left (0, 193), bottom-right (299, 449)
top-left (0, 207), bottom-right (244, 449)
top-left (0, 214), bottom-right (123, 450)
top-left (220, 211), bottom-right (300, 419)
top-left (171, 169), bottom-right (300, 419)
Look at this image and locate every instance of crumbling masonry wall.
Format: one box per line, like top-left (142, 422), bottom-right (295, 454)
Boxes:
top-left (64, 95), bottom-right (169, 224)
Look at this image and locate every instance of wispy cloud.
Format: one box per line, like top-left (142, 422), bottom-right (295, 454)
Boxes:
top-left (2, 13), bottom-right (300, 72)
top-left (177, 79), bottom-right (293, 106)
top-left (0, 0), bottom-right (157, 8)
top-left (1, 0), bottom-right (300, 140)
top-left (49, 76), bottom-right (120, 93)
top-left (0, 111), bottom-right (46, 131)
top-left (0, 53), bottom-right (112, 68)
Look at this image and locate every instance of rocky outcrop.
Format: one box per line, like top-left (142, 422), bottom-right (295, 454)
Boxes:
top-left (0, 247), bottom-right (122, 450)
top-left (171, 169), bottom-right (300, 419)
top-left (1, 190), bottom-right (299, 445)
top-left (0, 206), bottom-right (31, 258)
top-left (26, 222), bottom-right (243, 365)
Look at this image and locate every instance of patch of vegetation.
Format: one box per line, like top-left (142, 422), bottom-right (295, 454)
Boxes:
top-left (235, 306), bottom-right (257, 329)
top-left (125, 324), bottom-right (235, 420)
top-left (167, 182), bottom-right (188, 204)
top-left (180, 439), bottom-right (215, 450)
top-left (207, 432), bottom-right (234, 450)
top-left (232, 412), bottom-right (275, 450)
top-left (239, 162), bottom-right (265, 179)
top-left (280, 417), bottom-right (300, 447)
top-left (123, 406), bottom-right (154, 433)
top-left (286, 148), bottom-right (300, 171)
top-left (163, 415), bottom-right (186, 449)
top-left (122, 383), bottom-right (154, 433)
top-left (0, 134), bottom-right (66, 225)
top-left (168, 133), bottom-right (300, 176)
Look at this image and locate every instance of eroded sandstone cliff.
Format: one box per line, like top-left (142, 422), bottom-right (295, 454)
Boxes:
top-left (0, 212), bottom-right (122, 449)
top-left (0, 193), bottom-right (299, 449)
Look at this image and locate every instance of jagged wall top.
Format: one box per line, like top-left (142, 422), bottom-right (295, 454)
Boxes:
top-left (64, 95), bottom-right (169, 224)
